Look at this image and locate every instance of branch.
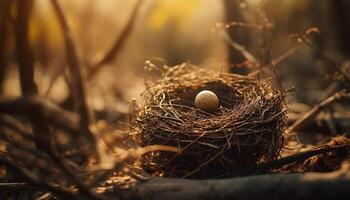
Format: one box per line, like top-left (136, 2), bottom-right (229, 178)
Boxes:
top-left (0, 182), bottom-right (37, 190)
top-left (0, 0), bottom-right (10, 92)
top-left (0, 113), bottom-right (34, 140)
top-left (287, 92), bottom-right (350, 133)
top-left (294, 35), bottom-right (350, 86)
top-left (15, 0), bottom-right (37, 96)
top-left (0, 156), bottom-right (79, 200)
top-left (51, 0), bottom-right (99, 152)
top-left (48, 153), bottom-right (105, 200)
top-left (15, 0), bottom-right (56, 152)
top-left (219, 30), bottom-right (257, 63)
top-left (0, 96), bottom-right (80, 132)
top-left (222, 0), bottom-right (251, 72)
top-left (0, 134), bottom-right (104, 200)
top-left (129, 171), bottom-right (350, 200)
top-left (240, 143), bottom-right (350, 176)
top-left (87, 0), bottom-right (143, 79)
top-left (287, 111), bottom-right (350, 133)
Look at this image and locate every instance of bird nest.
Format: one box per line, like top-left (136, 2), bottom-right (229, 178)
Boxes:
top-left (135, 64), bottom-right (286, 179)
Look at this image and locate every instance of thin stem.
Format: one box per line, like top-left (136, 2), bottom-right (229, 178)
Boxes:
top-left (287, 91), bottom-right (350, 134)
top-left (51, 0), bottom-right (99, 154)
top-left (87, 0), bottom-right (143, 79)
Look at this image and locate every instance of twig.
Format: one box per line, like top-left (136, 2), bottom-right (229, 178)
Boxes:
top-left (240, 143), bottom-right (350, 176)
top-left (0, 156), bottom-right (80, 200)
top-left (48, 152), bottom-right (106, 200)
top-left (272, 46), bottom-right (298, 66)
top-left (0, 96), bottom-right (80, 132)
top-left (287, 111), bottom-right (350, 131)
top-left (15, 0), bottom-right (56, 152)
top-left (0, 0), bottom-right (10, 92)
top-left (160, 132), bottom-right (207, 168)
top-left (44, 62), bottom-right (66, 97)
top-left (216, 21), bottom-right (264, 30)
top-left (0, 182), bottom-right (38, 190)
top-left (0, 129), bottom-right (104, 199)
top-left (51, 0), bottom-right (99, 155)
top-left (87, 0), bottom-right (143, 79)
top-left (287, 91), bottom-right (350, 134)
top-left (15, 0), bottom-right (37, 96)
top-left (182, 143), bottom-right (228, 178)
top-left (295, 35), bottom-right (350, 86)
top-left (219, 30), bottom-right (257, 62)
top-left (0, 113), bottom-right (33, 140)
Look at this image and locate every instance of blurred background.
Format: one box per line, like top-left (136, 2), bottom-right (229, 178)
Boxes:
top-left (1, 0), bottom-right (350, 123)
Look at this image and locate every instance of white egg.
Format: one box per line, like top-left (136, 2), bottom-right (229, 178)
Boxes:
top-left (194, 90), bottom-right (219, 113)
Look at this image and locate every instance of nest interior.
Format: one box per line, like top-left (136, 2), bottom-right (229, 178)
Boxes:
top-left (136, 64), bottom-right (286, 179)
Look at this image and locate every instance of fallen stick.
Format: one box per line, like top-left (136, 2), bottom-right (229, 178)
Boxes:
top-left (240, 143), bottom-right (349, 176)
top-left (0, 96), bottom-right (80, 132)
top-left (0, 156), bottom-right (79, 200)
top-left (0, 182), bottom-right (37, 190)
top-left (287, 91), bottom-right (350, 133)
top-left (129, 171), bottom-right (350, 200)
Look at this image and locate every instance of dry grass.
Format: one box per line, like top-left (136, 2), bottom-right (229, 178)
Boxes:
top-left (134, 63), bottom-right (286, 178)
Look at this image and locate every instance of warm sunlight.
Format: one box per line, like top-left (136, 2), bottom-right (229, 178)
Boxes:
top-left (1, 0), bottom-right (350, 199)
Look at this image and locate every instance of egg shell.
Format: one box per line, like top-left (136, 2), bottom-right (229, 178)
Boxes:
top-left (194, 90), bottom-right (219, 112)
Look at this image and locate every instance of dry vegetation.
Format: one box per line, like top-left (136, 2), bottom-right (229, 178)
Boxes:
top-left (0, 0), bottom-right (350, 200)
top-left (137, 64), bottom-right (285, 178)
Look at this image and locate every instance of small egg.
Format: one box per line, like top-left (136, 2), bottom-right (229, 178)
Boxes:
top-left (194, 90), bottom-right (219, 113)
